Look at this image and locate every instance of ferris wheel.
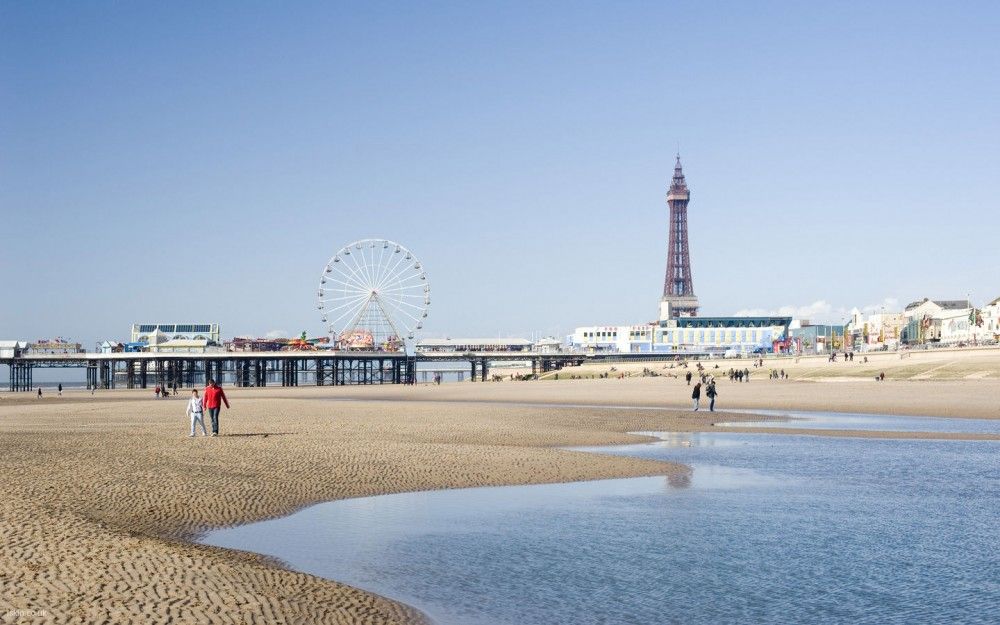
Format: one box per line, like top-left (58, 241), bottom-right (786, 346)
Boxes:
top-left (318, 239), bottom-right (430, 351)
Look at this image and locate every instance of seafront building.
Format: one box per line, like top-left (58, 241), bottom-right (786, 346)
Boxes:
top-left (788, 322), bottom-right (847, 355)
top-left (569, 316), bottom-right (793, 355)
top-left (897, 298), bottom-right (999, 346)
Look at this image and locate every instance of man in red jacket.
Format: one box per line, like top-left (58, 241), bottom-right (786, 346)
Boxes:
top-left (202, 378), bottom-right (230, 437)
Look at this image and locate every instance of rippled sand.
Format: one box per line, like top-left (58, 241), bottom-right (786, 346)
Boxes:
top-left (0, 375), bottom-right (996, 624)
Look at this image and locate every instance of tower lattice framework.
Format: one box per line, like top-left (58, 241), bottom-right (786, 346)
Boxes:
top-left (661, 155), bottom-right (699, 317)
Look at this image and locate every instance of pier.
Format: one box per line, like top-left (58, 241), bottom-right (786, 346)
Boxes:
top-left (3, 352), bottom-right (418, 391)
top-left (1, 350), bottom-right (700, 392)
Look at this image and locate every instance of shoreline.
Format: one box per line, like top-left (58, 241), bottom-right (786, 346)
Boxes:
top-left (2, 382), bottom-right (998, 623)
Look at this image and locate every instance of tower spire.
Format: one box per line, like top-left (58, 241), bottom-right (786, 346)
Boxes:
top-left (670, 155), bottom-right (687, 195)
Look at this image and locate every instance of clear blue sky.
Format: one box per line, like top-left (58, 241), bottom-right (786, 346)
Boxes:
top-left (2, 1), bottom-right (998, 347)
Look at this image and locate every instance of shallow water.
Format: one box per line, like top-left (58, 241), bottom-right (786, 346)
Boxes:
top-left (716, 409), bottom-right (1000, 434)
top-left (203, 429), bottom-right (1000, 625)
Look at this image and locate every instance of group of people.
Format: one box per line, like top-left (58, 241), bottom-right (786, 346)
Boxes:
top-left (768, 369), bottom-right (789, 380)
top-left (727, 368), bottom-right (751, 383)
top-left (154, 383), bottom-right (178, 398)
top-left (183, 379), bottom-right (230, 437)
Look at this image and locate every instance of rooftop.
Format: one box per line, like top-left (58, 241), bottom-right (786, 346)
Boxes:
top-left (904, 298), bottom-right (971, 311)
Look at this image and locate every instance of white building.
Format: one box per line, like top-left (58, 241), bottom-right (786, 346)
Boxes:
top-left (982, 297), bottom-right (1000, 339)
top-left (533, 337), bottom-right (563, 353)
top-left (568, 325), bottom-right (654, 352)
top-left (131, 323), bottom-right (220, 344)
top-left (901, 297), bottom-right (999, 345)
top-left (847, 311), bottom-right (907, 350)
top-left (0, 341), bottom-right (28, 359)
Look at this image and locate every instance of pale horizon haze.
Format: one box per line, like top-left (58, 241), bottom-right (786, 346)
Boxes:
top-left (2, 2), bottom-right (999, 347)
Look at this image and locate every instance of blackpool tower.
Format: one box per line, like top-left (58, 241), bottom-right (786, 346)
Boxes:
top-left (660, 155), bottom-right (699, 318)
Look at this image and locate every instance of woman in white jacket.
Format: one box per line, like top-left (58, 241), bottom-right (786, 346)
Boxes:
top-left (186, 389), bottom-right (208, 437)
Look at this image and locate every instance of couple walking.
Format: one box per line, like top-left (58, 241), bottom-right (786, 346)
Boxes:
top-left (185, 378), bottom-right (230, 437)
top-left (691, 379), bottom-right (718, 412)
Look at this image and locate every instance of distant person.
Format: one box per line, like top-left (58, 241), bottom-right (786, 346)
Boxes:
top-left (58, 383), bottom-right (63, 396)
top-left (691, 382), bottom-right (702, 411)
top-left (880, 371), bottom-right (885, 382)
top-left (37, 388), bottom-right (42, 399)
top-left (186, 389), bottom-right (207, 437)
top-left (743, 368), bottom-right (750, 382)
top-left (155, 385), bottom-right (161, 398)
top-left (203, 378), bottom-right (230, 437)
top-left (706, 381), bottom-right (718, 412)
top-left (685, 371), bottom-right (693, 386)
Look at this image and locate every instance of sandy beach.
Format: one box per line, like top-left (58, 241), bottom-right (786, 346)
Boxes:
top-left (1, 368), bottom-right (998, 624)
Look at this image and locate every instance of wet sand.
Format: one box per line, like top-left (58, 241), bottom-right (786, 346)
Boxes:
top-left (1, 375), bottom-right (997, 624)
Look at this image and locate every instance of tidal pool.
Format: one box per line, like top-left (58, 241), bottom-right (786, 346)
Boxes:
top-left (202, 427), bottom-right (1000, 625)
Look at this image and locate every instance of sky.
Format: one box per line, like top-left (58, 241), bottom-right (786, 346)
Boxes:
top-left (2, 1), bottom-right (999, 348)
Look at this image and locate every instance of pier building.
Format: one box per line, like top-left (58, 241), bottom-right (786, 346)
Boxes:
top-left (131, 323), bottom-right (221, 344)
top-left (415, 338), bottom-right (534, 353)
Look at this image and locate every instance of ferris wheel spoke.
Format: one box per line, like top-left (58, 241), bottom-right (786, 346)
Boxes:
top-left (320, 286), bottom-right (371, 302)
top-left (322, 298), bottom-right (372, 319)
top-left (321, 289), bottom-right (370, 301)
top-left (329, 300), bottom-right (370, 329)
top-left (373, 242), bottom-right (391, 287)
top-left (391, 306), bottom-right (423, 329)
top-left (378, 277), bottom-right (427, 293)
top-left (376, 249), bottom-right (409, 288)
top-left (360, 244), bottom-right (383, 288)
top-left (320, 295), bottom-right (365, 310)
top-left (389, 298), bottom-right (427, 312)
top-left (321, 291), bottom-right (370, 309)
top-left (326, 262), bottom-right (371, 293)
top-left (374, 250), bottom-right (411, 291)
top-left (346, 249), bottom-right (376, 290)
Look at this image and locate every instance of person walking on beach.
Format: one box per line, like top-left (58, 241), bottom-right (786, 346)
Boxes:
top-left (58, 383), bottom-right (62, 396)
top-left (706, 380), bottom-right (718, 412)
top-left (203, 378), bottom-right (230, 437)
top-left (685, 371), bottom-right (693, 386)
top-left (37, 388), bottom-right (42, 399)
top-left (186, 389), bottom-right (208, 437)
top-left (691, 381), bottom-right (702, 411)
top-left (155, 385), bottom-right (161, 399)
